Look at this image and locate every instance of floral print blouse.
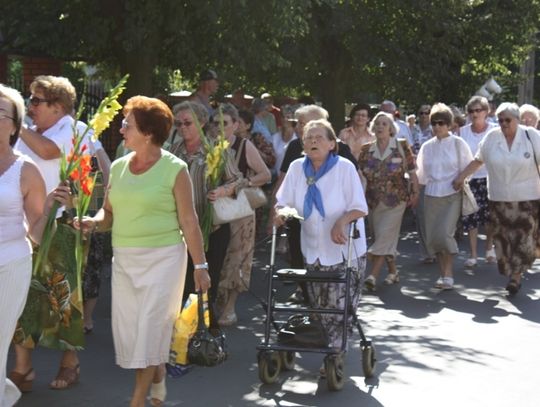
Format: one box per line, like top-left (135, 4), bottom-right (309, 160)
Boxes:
top-left (357, 138), bottom-right (416, 209)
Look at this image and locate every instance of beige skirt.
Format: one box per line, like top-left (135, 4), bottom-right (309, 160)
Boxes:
top-left (368, 201), bottom-right (407, 257)
top-left (112, 243), bottom-right (187, 369)
top-left (424, 192), bottom-right (461, 256)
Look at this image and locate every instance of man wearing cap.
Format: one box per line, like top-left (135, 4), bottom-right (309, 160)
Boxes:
top-left (189, 69), bottom-right (219, 115)
top-left (261, 92), bottom-right (281, 133)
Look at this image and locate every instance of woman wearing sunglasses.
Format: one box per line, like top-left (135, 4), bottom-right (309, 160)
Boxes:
top-left (454, 102), bottom-right (540, 295)
top-left (10, 75), bottom-right (85, 391)
top-left (416, 103), bottom-right (474, 290)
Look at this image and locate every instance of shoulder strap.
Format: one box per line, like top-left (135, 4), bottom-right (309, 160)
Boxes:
top-left (525, 130), bottom-right (540, 179)
top-left (235, 138), bottom-right (247, 168)
top-left (396, 138), bottom-right (408, 173)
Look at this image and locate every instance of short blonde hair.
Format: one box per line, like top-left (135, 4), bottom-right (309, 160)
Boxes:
top-left (369, 111), bottom-right (399, 137)
top-left (30, 75), bottom-right (76, 114)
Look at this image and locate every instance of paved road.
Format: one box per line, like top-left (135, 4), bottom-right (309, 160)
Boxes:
top-left (10, 212), bottom-right (540, 406)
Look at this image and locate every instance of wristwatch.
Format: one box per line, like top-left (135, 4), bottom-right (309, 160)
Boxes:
top-left (194, 262), bottom-right (209, 270)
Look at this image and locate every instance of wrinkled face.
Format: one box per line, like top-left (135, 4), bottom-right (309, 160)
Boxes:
top-left (120, 113), bottom-right (149, 150)
top-left (497, 112), bottom-right (519, 137)
top-left (418, 107), bottom-right (431, 125)
top-left (352, 109), bottom-right (369, 127)
top-left (430, 117), bottom-right (450, 137)
top-left (303, 126), bottom-right (335, 163)
top-left (27, 90), bottom-right (61, 131)
top-left (0, 97), bottom-right (16, 140)
top-left (174, 110), bottom-right (200, 144)
top-left (213, 114), bottom-right (238, 138)
top-left (372, 117), bottom-right (393, 139)
top-left (467, 103), bottom-right (488, 126)
top-left (520, 111), bottom-right (538, 128)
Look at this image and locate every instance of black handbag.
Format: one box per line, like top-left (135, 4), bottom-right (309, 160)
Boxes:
top-left (187, 291), bottom-right (227, 367)
top-left (277, 314), bottom-right (329, 348)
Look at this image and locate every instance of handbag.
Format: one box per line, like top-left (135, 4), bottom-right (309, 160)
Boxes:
top-left (277, 314), bottom-right (329, 348)
top-left (187, 291), bottom-right (227, 367)
top-left (455, 138), bottom-right (479, 216)
top-left (212, 188), bottom-right (254, 225)
top-left (243, 186), bottom-right (267, 209)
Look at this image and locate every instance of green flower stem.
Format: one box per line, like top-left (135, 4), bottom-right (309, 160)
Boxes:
top-left (32, 200), bottom-right (59, 277)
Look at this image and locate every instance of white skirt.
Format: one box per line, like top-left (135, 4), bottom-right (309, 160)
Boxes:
top-left (112, 244), bottom-right (187, 369)
top-left (0, 255), bottom-right (31, 407)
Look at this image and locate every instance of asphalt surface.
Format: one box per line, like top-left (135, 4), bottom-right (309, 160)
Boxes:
top-left (9, 211), bottom-right (540, 407)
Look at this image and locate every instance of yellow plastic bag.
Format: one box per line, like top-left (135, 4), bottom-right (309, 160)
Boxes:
top-left (169, 292), bottom-right (210, 365)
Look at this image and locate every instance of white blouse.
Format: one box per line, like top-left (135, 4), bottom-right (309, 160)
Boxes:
top-left (476, 126), bottom-right (540, 202)
top-left (459, 122), bottom-right (497, 179)
top-left (416, 134), bottom-right (473, 197)
top-left (276, 156), bottom-right (368, 266)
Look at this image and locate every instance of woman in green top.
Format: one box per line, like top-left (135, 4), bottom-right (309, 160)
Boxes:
top-left (78, 96), bottom-right (210, 407)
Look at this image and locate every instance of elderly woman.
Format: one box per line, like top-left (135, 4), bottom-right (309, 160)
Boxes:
top-left (0, 84), bottom-right (70, 406)
top-left (168, 101), bottom-right (243, 321)
top-left (78, 96), bottom-right (210, 407)
top-left (275, 119), bottom-right (368, 354)
top-left (519, 104), bottom-right (540, 128)
top-left (358, 112), bottom-right (419, 291)
top-left (11, 75), bottom-right (82, 391)
top-left (454, 103), bottom-right (540, 295)
top-left (338, 103), bottom-right (375, 161)
top-left (417, 103), bottom-right (473, 290)
top-left (217, 104), bottom-right (271, 326)
top-left (458, 96), bottom-right (498, 268)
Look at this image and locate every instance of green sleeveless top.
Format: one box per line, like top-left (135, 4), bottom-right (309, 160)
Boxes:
top-left (109, 149), bottom-right (187, 247)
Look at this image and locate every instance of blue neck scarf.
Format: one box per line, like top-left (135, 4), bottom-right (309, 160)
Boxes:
top-left (303, 153), bottom-right (339, 219)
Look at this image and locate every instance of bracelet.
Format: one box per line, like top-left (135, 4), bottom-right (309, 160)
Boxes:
top-left (194, 262), bottom-right (208, 270)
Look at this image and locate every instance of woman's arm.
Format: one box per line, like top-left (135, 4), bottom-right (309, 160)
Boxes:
top-left (207, 149), bottom-right (244, 201)
top-left (331, 209), bottom-right (365, 245)
top-left (19, 127), bottom-right (62, 160)
top-left (174, 169), bottom-right (211, 292)
top-left (245, 140), bottom-right (271, 186)
top-left (75, 187), bottom-right (114, 233)
top-left (452, 159), bottom-right (484, 191)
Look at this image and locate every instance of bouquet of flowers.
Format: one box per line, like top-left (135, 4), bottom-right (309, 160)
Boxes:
top-left (33, 74), bottom-right (129, 307)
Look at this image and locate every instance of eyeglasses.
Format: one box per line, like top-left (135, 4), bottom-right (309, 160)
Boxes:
top-left (174, 120), bottom-right (193, 128)
top-left (419, 111), bottom-right (430, 116)
top-left (498, 117), bottom-right (513, 124)
top-left (29, 96), bottom-right (50, 106)
top-left (430, 120), bottom-right (447, 127)
top-left (468, 108), bottom-right (485, 114)
top-left (121, 118), bottom-right (131, 129)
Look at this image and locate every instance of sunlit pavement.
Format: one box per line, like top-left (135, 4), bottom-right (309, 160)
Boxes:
top-left (11, 211), bottom-right (540, 406)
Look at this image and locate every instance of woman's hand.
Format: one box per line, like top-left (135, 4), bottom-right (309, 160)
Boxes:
top-left (73, 216), bottom-right (97, 234)
top-left (452, 176), bottom-right (464, 191)
top-left (194, 269), bottom-right (211, 292)
top-left (44, 184), bottom-right (71, 214)
top-left (331, 218), bottom-right (348, 245)
top-left (408, 191), bottom-right (419, 208)
top-left (207, 185), bottom-right (228, 201)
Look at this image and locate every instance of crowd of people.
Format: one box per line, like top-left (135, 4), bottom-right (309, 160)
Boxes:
top-left (1, 68), bottom-right (540, 406)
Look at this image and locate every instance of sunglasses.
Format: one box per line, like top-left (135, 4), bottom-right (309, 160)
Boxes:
top-left (431, 120), bottom-right (447, 127)
top-left (121, 118), bottom-right (132, 129)
top-left (419, 111), bottom-right (430, 116)
top-left (29, 96), bottom-right (50, 106)
top-left (174, 120), bottom-right (193, 128)
top-left (468, 108), bottom-right (485, 114)
top-left (498, 117), bottom-right (513, 124)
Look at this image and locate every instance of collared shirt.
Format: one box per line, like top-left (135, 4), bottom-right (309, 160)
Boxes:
top-left (169, 138), bottom-right (243, 219)
top-left (476, 126), bottom-right (540, 202)
top-left (396, 119), bottom-right (414, 147)
top-left (417, 134), bottom-right (473, 197)
top-left (460, 122), bottom-right (498, 179)
top-left (358, 137), bottom-right (416, 209)
top-left (276, 156), bottom-right (368, 266)
top-left (411, 125), bottom-right (433, 153)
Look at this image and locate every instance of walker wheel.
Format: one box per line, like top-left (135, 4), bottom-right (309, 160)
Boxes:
top-left (279, 351), bottom-right (296, 371)
top-left (325, 354), bottom-right (345, 391)
top-left (362, 344), bottom-right (376, 378)
top-left (258, 351), bottom-right (281, 384)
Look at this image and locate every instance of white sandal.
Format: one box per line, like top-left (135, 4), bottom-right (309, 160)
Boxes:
top-left (486, 248), bottom-right (496, 264)
top-left (149, 377), bottom-right (166, 406)
top-left (464, 258), bottom-right (477, 268)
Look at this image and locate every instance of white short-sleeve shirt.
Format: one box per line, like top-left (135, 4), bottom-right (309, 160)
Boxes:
top-left (416, 134), bottom-right (473, 197)
top-left (15, 114), bottom-right (75, 194)
top-left (476, 126), bottom-right (540, 202)
top-left (460, 122), bottom-right (498, 179)
top-left (276, 156), bottom-right (368, 266)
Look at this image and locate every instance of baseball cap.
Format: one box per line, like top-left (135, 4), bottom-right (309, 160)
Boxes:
top-left (199, 69), bottom-right (218, 82)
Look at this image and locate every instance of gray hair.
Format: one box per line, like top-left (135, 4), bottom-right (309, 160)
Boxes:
top-left (294, 104), bottom-right (329, 121)
top-left (495, 102), bottom-right (520, 119)
top-left (0, 83), bottom-right (25, 144)
top-left (519, 103), bottom-right (539, 121)
top-left (218, 103), bottom-right (239, 122)
top-left (172, 101), bottom-right (209, 126)
top-left (380, 100), bottom-right (397, 113)
top-left (369, 111), bottom-right (399, 137)
top-left (466, 95), bottom-right (489, 112)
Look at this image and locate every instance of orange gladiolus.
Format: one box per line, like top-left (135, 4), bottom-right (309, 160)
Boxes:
top-left (80, 176), bottom-right (95, 196)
